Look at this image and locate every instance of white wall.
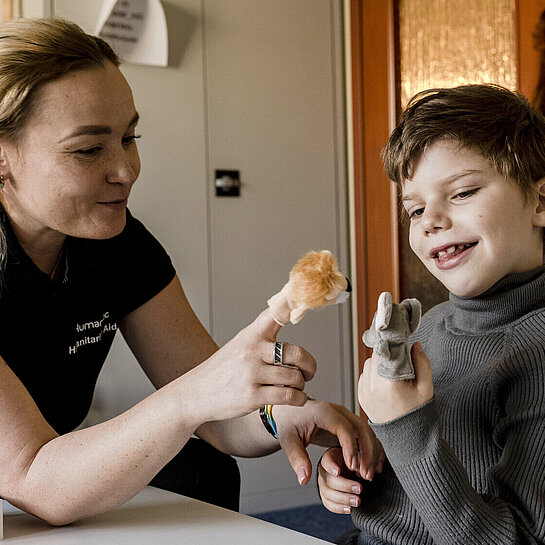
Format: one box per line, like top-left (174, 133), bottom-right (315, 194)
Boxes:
top-left (53, 0), bottom-right (350, 513)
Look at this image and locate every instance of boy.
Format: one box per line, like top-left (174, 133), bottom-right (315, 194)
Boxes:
top-left (318, 84), bottom-right (545, 544)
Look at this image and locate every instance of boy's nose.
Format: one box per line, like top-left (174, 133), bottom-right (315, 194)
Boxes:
top-left (421, 206), bottom-right (450, 234)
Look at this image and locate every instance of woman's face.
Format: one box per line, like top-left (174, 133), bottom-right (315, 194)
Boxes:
top-left (1, 61), bottom-right (141, 242)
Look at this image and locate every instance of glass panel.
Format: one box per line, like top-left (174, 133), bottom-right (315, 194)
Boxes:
top-left (399, 0), bottom-right (516, 108)
top-left (397, 0), bottom-right (516, 309)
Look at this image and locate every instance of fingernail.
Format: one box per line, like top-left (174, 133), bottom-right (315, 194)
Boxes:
top-left (351, 456), bottom-right (358, 471)
top-left (332, 466), bottom-right (340, 477)
top-left (343, 506), bottom-right (351, 514)
top-left (350, 498), bottom-right (359, 507)
top-left (352, 485), bottom-right (361, 494)
top-left (365, 470), bottom-right (374, 481)
top-left (298, 468), bottom-right (308, 485)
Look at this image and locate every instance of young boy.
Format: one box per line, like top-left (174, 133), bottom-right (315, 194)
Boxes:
top-left (318, 84), bottom-right (545, 545)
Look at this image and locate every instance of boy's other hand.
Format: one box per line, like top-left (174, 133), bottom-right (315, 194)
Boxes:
top-left (318, 447), bottom-right (363, 514)
top-left (358, 342), bottom-right (433, 424)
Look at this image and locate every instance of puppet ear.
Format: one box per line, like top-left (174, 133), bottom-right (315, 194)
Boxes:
top-left (401, 298), bottom-right (422, 333)
top-left (376, 292), bottom-right (393, 330)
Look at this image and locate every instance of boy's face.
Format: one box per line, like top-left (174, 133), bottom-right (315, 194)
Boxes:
top-left (401, 141), bottom-right (545, 298)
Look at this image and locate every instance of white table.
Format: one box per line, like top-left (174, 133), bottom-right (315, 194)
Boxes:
top-left (2, 487), bottom-right (332, 544)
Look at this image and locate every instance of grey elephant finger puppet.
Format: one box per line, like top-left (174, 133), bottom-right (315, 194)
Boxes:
top-left (362, 291), bottom-right (422, 380)
top-left (267, 250), bottom-right (351, 326)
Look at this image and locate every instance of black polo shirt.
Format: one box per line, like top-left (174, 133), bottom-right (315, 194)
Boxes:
top-left (0, 209), bottom-right (176, 434)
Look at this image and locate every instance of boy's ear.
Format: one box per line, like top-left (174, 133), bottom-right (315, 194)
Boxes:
top-left (534, 177), bottom-right (545, 227)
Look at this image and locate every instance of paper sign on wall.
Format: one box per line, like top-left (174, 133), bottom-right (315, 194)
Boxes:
top-left (95, 0), bottom-right (168, 67)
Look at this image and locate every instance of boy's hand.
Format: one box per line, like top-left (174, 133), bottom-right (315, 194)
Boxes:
top-left (358, 342), bottom-right (433, 424)
top-left (318, 447), bottom-right (365, 514)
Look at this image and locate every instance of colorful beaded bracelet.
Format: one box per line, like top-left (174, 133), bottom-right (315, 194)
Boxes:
top-left (259, 393), bottom-right (316, 439)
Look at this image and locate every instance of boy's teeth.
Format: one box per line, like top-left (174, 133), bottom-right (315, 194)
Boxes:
top-left (434, 242), bottom-right (478, 259)
top-left (438, 245), bottom-right (457, 257)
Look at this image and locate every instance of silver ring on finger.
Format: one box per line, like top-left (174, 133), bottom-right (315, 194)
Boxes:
top-left (274, 341), bottom-right (284, 365)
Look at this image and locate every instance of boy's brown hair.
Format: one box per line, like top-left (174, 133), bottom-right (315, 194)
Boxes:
top-left (383, 84), bottom-right (545, 200)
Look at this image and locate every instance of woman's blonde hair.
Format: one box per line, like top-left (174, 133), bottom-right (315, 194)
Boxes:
top-left (0, 17), bottom-right (119, 140)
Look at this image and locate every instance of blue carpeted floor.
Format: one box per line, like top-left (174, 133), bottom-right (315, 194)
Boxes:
top-left (252, 503), bottom-right (356, 543)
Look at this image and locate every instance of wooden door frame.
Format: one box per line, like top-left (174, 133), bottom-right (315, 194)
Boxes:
top-left (348, 0), bottom-right (543, 384)
top-left (348, 0), bottom-right (399, 381)
top-left (516, 0), bottom-right (544, 99)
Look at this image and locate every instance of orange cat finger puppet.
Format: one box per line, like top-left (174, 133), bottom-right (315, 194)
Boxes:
top-left (267, 250), bottom-right (351, 326)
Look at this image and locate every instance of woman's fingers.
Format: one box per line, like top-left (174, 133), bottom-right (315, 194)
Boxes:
top-left (259, 385), bottom-right (309, 407)
top-left (351, 420), bottom-right (383, 481)
top-left (259, 341), bottom-right (316, 382)
top-left (250, 308), bottom-right (283, 340)
top-left (194, 308), bottom-right (317, 420)
top-left (250, 309), bottom-right (316, 380)
top-left (259, 364), bottom-right (306, 391)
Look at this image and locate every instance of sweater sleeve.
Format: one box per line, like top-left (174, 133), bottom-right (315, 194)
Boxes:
top-left (370, 348), bottom-right (545, 545)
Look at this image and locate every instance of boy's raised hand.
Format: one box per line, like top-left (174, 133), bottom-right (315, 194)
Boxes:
top-left (359, 342), bottom-right (433, 424)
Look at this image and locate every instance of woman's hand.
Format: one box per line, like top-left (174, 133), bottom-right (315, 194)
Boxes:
top-left (358, 342), bottom-right (433, 424)
top-left (183, 308), bottom-right (316, 427)
top-left (273, 402), bottom-right (384, 486)
top-left (318, 447), bottom-right (366, 514)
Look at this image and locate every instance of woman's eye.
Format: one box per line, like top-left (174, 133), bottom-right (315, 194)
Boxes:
top-left (76, 146), bottom-right (102, 157)
top-left (122, 134), bottom-right (141, 147)
top-left (454, 188), bottom-right (479, 200)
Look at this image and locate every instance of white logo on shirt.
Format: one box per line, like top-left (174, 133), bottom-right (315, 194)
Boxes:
top-left (68, 311), bottom-right (117, 355)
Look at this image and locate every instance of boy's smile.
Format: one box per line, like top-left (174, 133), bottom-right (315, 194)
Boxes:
top-left (402, 141), bottom-right (545, 297)
top-left (430, 241), bottom-right (478, 270)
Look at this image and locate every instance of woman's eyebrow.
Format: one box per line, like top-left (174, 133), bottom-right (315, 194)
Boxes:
top-left (59, 112), bottom-right (140, 142)
top-left (128, 112), bottom-right (140, 128)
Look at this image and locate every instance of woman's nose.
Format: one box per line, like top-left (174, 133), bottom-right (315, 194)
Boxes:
top-left (107, 149), bottom-right (140, 185)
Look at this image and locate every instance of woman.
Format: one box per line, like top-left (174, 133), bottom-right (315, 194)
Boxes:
top-left (0, 18), bottom-right (381, 525)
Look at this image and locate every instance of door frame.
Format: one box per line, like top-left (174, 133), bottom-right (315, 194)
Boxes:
top-left (346, 0), bottom-right (399, 397)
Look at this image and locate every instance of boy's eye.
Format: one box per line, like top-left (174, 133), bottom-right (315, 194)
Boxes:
top-left (407, 207), bottom-right (424, 219)
top-left (454, 188), bottom-right (479, 200)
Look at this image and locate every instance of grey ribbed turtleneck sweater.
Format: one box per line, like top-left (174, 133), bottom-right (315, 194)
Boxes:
top-left (351, 266), bottom-right (545, 545)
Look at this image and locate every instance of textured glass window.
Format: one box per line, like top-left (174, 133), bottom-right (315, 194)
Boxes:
top-left (397, 0), bottom-right (517, 311)
top-left (399, 0), bottom-right (516, 108)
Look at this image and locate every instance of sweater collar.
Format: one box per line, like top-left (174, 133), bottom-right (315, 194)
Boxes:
top-left (447, 265), bottom-right (545, 332)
